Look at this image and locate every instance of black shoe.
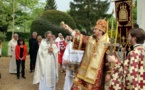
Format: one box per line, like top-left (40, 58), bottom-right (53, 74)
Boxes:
top-left (22, 76), bottom-right (26, 79)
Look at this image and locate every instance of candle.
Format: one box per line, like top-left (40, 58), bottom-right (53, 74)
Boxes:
top-left (115, 22), bottom-right (118, 44)
top-left (120, 28), bottom-right (121, 44)
top-left (114, 22), bottom-right (118, 50)
top-left (106, 20), bottom-right (109, 41)
top-left (106, 20), bottom-right (108, 34)
top-left (111, 20), bottom-right (113, 38)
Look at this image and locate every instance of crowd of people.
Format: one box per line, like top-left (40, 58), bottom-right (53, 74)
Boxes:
top-left (6, 29), bottom-right (72, 90)
top-left (0, 19), bottom-right (145, 90)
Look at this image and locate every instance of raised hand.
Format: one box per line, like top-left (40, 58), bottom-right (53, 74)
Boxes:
top-left (60, 21), bottom-right (73, 33)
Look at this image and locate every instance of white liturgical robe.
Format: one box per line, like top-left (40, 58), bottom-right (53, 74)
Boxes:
top-left (63, 42), bottom-right (84, 90)
top-left (8, 39), bottom-right (17, 73)
top-left (33, 39), bottom-right (59, 90)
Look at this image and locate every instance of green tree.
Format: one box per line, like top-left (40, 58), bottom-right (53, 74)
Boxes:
top-left (45, 0), bottom-right (57, 10)
top-left (31, 10), bottom-right (76, 37)
top-left (133, 0), bottom-right (137, 23)
top-left (69, 0), bottom-right (111, 34)
top-left (0, 0), bottom-right (44, 32)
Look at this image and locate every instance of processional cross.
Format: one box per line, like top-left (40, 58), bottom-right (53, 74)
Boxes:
top-left (104, 38), bottom-right (120, 55)
top-left (104, 38), bottom-right (120, 86)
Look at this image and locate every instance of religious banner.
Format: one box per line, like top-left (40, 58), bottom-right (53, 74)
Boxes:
top-left (115, 0), bottom-right (133, 50)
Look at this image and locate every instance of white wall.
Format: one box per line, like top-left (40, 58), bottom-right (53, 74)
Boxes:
top-left (137, 0), bottom-right (145, 30)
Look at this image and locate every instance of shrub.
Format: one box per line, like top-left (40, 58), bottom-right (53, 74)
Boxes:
top-left (0, 31), bottom-right (6, 41)
top-left (30, 10), bottom-right (76, 37)
top-left (6, 32), bottom-right (30, 41)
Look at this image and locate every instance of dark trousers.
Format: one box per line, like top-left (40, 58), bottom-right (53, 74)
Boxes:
top-left (32, 54), bottom-right (37, 70)
top-left (16, 60), bottom-right (25, 77)
top-left (30, 54), bottom-right (33, 71)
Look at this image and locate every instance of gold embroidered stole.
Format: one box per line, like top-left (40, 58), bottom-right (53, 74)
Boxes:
top-left (72, 34), bottom-right (83, 50)
top-left (76, 33), bottom-right (109, 84)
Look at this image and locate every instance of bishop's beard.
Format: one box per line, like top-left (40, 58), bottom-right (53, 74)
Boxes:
top-left (92, 35), bottom-right (97, 39)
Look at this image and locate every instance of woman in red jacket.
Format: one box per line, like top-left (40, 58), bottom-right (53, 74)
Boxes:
top-left (15, 38), bottom-right (27, 79)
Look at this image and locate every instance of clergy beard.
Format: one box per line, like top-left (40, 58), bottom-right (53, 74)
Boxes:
top-left (47, 38), bottom-right (51, 41)
top-left (92, 35), bottom-right (96, 39)
top-left (46, 38), bottom-right (51, 43)
top-left (92, 35), bottom-right (99, 40)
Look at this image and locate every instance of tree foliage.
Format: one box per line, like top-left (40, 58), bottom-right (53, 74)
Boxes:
top-left (0, 31), bottom-right (6, 41)
top-left (31, 10), bottom-right (76, 37)
top-left (133, 0), bottom-right (137, 23)
top-left (0, 0), bottom-right (44, 32)
top-left (68, 0), bottom-right (111, 34)
top-left (45, 0), bottom-right (57, 10)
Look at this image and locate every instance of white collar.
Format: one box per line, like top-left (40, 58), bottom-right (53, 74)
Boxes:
top-left (133, 44), bottom-right (142, 48)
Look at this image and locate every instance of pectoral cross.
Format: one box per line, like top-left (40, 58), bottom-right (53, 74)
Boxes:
top-left (104, 38), bottom-right (120, 55)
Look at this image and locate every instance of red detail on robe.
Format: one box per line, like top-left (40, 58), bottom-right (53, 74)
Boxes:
top-left (109, 46), bottom-right (145, 90)
top-left (57, 40), bottom-right (66, 64)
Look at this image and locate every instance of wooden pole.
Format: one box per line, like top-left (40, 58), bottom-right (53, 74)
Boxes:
top-left (12, 0), bottom-right (16, 39)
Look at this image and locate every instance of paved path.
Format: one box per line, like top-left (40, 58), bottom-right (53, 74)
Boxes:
top-left (0, 56), bottom-right (65, 90)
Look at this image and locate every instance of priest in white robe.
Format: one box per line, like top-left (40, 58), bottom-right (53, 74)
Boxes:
top-left (33, 31), bottom-right (59, 90)
top-left (63, 42), bottom-right (84, 90)
top-left (8, 33), bottom-right (18, 73)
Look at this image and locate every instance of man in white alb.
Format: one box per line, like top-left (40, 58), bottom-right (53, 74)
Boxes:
top-left (33, 31), bottom-right (59, 90)
top-left (63, 41), bottom-right (84, 90)
top-left (8, 33), bottom-right (18, 73)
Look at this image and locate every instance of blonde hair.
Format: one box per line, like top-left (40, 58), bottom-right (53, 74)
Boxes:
top-left (37, 35), bottom-right (42, 40)
top-left (74, 29), bottom-right (80, 34)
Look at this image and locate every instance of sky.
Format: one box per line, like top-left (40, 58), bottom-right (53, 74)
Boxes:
top-left (40, 0), bottom-right (115, 15)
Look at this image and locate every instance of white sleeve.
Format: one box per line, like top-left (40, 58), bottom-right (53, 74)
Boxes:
top-left (62, 44), bottom-right (70, 62)
top-left (8, 41), bottom-right (12, 56)
top-left (62, 44), bottom-right (70, 69)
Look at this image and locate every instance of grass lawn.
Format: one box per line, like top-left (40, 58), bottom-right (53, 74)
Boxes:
top-left (2, 41), bottom-right (29, 57)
